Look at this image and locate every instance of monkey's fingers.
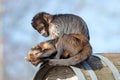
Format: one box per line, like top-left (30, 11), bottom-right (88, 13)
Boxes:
top-left (25, 57), bottom-right (41, 67)
top-left (25, 57), bottom-right (28, 61)
top-left (30, 59), bottom-right (41, 67)
top-left (25, 57), bottom-right (32, 62)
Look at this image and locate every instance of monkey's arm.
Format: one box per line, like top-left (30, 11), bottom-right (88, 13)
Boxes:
top-left (39, 39), bottom-right (58, 58)
top-left (48, 44), bottom-right (92, 66)
top-left (40, 48), bottom-right (57, 58)
top-left (30, 45), bottom-right (56, 59)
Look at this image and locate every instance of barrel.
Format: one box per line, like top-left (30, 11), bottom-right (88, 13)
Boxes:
top-left (33, 53), bottom-right (120, 80)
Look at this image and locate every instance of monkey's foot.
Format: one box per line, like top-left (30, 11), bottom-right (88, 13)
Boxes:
top-left (86, 55), bottom-right (103, 70)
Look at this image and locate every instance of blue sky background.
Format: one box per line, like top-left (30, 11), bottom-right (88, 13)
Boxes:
top-left (2, 0), bottom-right (120, 80)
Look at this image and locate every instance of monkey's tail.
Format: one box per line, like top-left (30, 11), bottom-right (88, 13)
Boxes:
top-left (49, 44), bottom-right (92, 66)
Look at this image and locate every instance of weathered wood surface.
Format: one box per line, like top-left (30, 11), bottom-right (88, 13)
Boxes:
top-left (96, 53), bottom-right (120, 80)
top-left (33, 53), bottom-right (120, 80)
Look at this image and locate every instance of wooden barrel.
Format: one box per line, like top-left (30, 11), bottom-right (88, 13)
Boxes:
top-left (33, 53), bottom-right (120, 80)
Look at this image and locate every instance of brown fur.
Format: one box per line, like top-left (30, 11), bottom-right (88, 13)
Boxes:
top-left (26, 49), bottom-right (43, 66)
top-left (31, 12), bottom-right (90, 40)
top-left (49, 34), bottom-right (92, 66)
top-left (28, 12), bottom-right (103, 69)
top-left (32, 34), bottom-right (92, 66)
top-left (26, 34), bottom-right (92, 66)
top-left (25, 39), bottom-right (57, 66)
top-left (30, 12), bottom-right (91, 66)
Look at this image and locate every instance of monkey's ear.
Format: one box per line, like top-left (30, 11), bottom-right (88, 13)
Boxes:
top-left (43, 13), bottom-right (52, 23)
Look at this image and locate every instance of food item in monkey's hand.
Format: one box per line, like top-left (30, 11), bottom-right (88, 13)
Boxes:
top-left (25, 49), bottom-right (43, 66)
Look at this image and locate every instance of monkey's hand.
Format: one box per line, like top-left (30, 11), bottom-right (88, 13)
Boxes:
top-left (26, 58), bottom-right (41, 67)
top-left (25, 49), bottom-right (43, 66)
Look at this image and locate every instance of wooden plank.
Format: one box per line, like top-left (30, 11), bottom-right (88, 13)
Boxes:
top-left (94, 53), bottom-right (120, 80)
top-left (101, 53), bottom-right (120, 66)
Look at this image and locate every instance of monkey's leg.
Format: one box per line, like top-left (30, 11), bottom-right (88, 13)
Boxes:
top-left (55, 47), bottom-right (64, 59)
top-left (49, 54), bottom-right (88, 66)
top-left (49, 45), bottom-right (92, 66)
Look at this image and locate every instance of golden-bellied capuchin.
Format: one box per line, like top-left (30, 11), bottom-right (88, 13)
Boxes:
top-left (27, 12), bottom-right (102, 69)
top-left (30, 12), bottom-right (91, 66)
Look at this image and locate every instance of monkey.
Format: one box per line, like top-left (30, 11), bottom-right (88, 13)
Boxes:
top-left (31, 12), bottom-right (90, 40)
top-left (26, 34), bottom-right (92, 66)
top-left (30, 12), bottom-right (103, 68)
top-left (31, 12), bottom-right (90, 63)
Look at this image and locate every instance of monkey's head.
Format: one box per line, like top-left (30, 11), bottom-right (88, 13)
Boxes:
top-left (31, 12), bottom-right (52, 37)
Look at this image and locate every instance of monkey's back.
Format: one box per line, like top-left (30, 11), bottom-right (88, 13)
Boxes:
top-left (56, 34), bottom-right (84, 56)
top-left (52, 14), bottom-right (90, 40)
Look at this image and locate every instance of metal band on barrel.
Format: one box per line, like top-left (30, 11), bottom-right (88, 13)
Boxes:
top-left (95, 55), bottom-right (120, 80)
top-left (70, 66), bottom-right (86, 80)
top-left (83, 61), bottom-right (98, 80)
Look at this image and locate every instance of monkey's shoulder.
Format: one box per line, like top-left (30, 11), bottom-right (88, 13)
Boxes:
top-left (54, 14), bottom-right (80, 19)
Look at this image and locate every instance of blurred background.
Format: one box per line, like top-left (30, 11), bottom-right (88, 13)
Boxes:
top-left (1, 0), bottom-right (120, 80)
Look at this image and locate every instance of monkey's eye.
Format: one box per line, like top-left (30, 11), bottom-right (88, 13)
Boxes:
top-left (37, 24), bottom-right (44, 31)
top-left (40, 27), bottom-right (44, 30)
top-left (38, 27), bottom-right (44, 32)
top-left (40, 24), bottom-right (44, 27)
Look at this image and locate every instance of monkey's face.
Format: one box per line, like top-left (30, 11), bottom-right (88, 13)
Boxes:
top-left (32, 19), bottom-right (49, 37)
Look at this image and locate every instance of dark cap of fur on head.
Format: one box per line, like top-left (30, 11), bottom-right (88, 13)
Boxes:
top-left (31, 12), bottom-right (50, 29)
top-left (32, 12), bottom-right (50, 20)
